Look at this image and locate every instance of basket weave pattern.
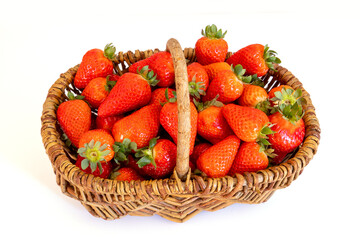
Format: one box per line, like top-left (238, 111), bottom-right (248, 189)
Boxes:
top-left (41, 40), bottom-right (320, 222)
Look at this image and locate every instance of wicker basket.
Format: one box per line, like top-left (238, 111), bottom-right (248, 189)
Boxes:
top-left (41, 38), bottom-right (320, 223)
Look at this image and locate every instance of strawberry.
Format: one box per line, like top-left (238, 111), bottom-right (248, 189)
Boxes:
top-left (268, 85), bottom-right (303, 109)
top-left (229, 142), bottom-right (269, 175)
top-left (97, 66), bottom-right (158, 117)
top-left (187, 62), bottom-right (209, 98)
top-left (123, 155), bottom-right (148, 177)
top-left (195, 24), bottom-right (228, 65)
top-left (81, 76), bottom-right (116, 108)
top-left (190, 142), bottom-right (212, 167)
top-left (160, 96), bottom-right (198, 155)
top-left (128, 58), bottom-right (151, 74)
top-left (226, 44), bottom-right (281, 77)
top-left (74, 43), bottom-right (116, 89)
top-left (194, 97), bottom-right (234, 144)
top-left (149, 87), bottom-right (175, 105)
top-left (112, 104), bottom-right (162, 149)
top-left (238, 84), bottom-right (270, 114)
top-left (148, 51), bottom-right (175, 87)
top-left (196, 135), bottom-right (240, 178)
top-left (110, 167), bottom-right (144, 182)
top-left (202, 64), bottom-right (251, 104)
top-left (95, 114), bottom-right (124, 132)
top-left (75, 155), bottom-right (113, 178)
top-left (222, 104), bottom-right (273, 143)
top-left (57, 92), bottom-right (92, 148)
top-left (270, 150), bottom-right (288, 165)
top-left (203, 62), bottom-right (231, 82)
top-left (135, 138), bottom-right (177, 179)
top-left (78, 129), bottom-right (115, 162)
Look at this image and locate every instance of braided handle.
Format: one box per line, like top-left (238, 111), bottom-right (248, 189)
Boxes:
top-left (166, 38), bottom-right (191, 180)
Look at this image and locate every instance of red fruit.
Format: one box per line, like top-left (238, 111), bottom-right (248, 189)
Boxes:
top-left (222, 104), bottom-right (270, 142)
top-left (147, 51), bottom-right (175, 87)
top-left (226, 44), bottom-right (281, 77)
top-left (187, 62), bottom-right (209, 98)
top-left (78, 129), bottom-right (115, 162)
top-left (124, 155), bottom-right (148, 177)
top-left (81, 77), bottom-right (115, 108)
top-left (190, 143), bottom-right (212, 167)
top-left (238, 84), bottom-right (270, 114)
top-left (270, 150), bottom-right (288, 165)
top-left (76, 155), bottom-right (113, 178)
top-left (204, 62), bottom-right (231, 82)
top-left (160, 101), bottom-right (198, 155)
top-left (97, 67), bottom-right (158, 117)
top-left (136, 138), bottom-right (177, 179)
top-left (111, 167), bottom-right (144, 182)
top-left (149, 88), bottom-right (176, 105)
top-left (112, 104), bottom-right (162, 149)
top-left (229, 142), bottom-right (269, 175)
top-left (195, 97), bottom-right (234, 144)
top-left (74, 44), bottom-right (116, 89)
top-left (95, 114), bottom-right (124, 132)
top-left (128, 58), bottom-right (151, 74)
top-left (195, 24), bottom-right (228, 65)
top-left (202, 65), bottom-right (251, 103)
top-left (268, 111), bottom-right (305, 153)
top-left (196, 135), bottom-right (241, 178)
top-left (57, 96), bottom-right (92, 148)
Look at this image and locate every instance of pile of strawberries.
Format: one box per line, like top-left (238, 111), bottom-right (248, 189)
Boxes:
top-left (56, 24), bottom-right (306, 181)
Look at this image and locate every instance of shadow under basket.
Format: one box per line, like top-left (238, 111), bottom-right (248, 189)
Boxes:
top-left (40, 39), bottom-right (320, 223)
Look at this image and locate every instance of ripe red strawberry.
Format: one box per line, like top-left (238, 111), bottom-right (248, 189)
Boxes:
top-left (57, 93), bottom-right (92, 148)
top-left (195, 24), bottom-right (228, 65)
top-left (74, 43), bottom-right (116, 89)
top-left (268, 85), bottom-right (300, 108)
top-left (268, 110), bottom-right (305, 153)
top-left (238, 84), bottom-right (270, 114)
top-left (112, 104), bottom-right (162, 149)
top-left (160, 99), bottom-right (198, 155)
top-left (149, 87), bottom-right (175, 105)
top-left (222, 104), bottom-right (272, 143)
top-left (229, 142), bottom-right (269, 175)
top-left (148, 51), bottom-right (175, 87)
top-left (135, 138), bottom-right (177, 179)
top-left (81, 76), bottom-right (116, 108)
top-left (190, 142), bottom-right (212, 167)
top-left (95, 114), bottom-right (124, 132)
top-left (78, 129), bottom-right (115, 162)
top-left (187, 62), bottom-right (209, 98)
top-left (123, 155), bottom-right (148, 177)
top-left (128, 58), bottom-right (151, 74)
top-left (97, 66), bottom-right (158, 117)
top-left (110, 167), bottom-right (144, 182)
top-left (270, 150), bottom-right (288, 165)
top-left (195, 97), bottom-right (234, 144)
top-left (226, 44), bottom-right (281, 77)
top-left (203, 65), bottom-right (251, 103)
top-left (196, 135), bottom-right (240, 178)
top-left (203, 62), bottom-right (231, 82)
top-left (76, 155), bottom-right (113, 178)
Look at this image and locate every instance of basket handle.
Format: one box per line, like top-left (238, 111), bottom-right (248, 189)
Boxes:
top-left (166, 38), bottom-right (191, 181)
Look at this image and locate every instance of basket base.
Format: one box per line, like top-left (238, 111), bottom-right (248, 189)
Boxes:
top-left (77, 189), bottom-right (276, 223)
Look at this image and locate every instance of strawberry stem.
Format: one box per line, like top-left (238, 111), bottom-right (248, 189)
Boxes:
top-left (104, 43), bottom-right (116, 60)
top-left (201, 24), bottom-right (227, 39)
top-left (263, 44), bottom-right (281, 71)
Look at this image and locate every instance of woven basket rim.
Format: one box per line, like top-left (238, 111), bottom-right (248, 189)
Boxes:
top-left (41, 47), bottom-right (321, 197)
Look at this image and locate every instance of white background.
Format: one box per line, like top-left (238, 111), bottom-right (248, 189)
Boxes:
top-left (1, 0), bottom-right (359, 239)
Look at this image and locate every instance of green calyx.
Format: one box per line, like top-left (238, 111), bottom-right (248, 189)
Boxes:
top-left (113, 138), bottom-right (138, 165)
top-left (104, 75), bottom-right (117, 92)
top-left (67, 91), bottom-right (85, 100)
top-left (188, 75), bottom-right (206, 99)
top-left (161, 88), bottom-right (177, 106)
top-left (201, 24), bottom-right (227, 39)
top-left (77, 140), bottom-right (111, 174)
top-left (231, 64), bottom-right (252, 83)
top-left (271, 87), bottom-right (306, 124)
top-left (134, 137), bottom-right (159, 169)
top-left (193, 94), bottom-right (223, 112)
top-left (256, 123), bottom-right (276, 152)
top-left (138, 65), bottom-right (159, 87)
top-left (255, 99), bottom-right (272, 115)
top-left (263, 44), bottom-right (281, 71)
top-left (247, 74), bottom-right (265, 87)
top-left (104, 43), bottom-right (116, 60)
